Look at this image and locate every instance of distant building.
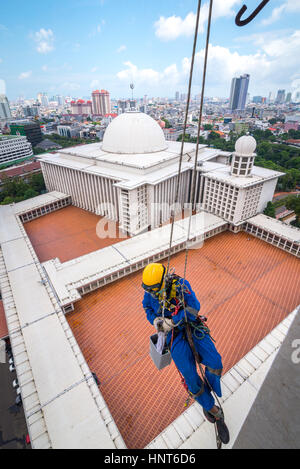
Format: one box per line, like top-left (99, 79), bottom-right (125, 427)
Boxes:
top-left (229, 74), bottom-right (250, 111)
top-left (163, 128), bottom-right (182, 141)
top-left (286, 92), bottom-right (292, 103)
top-left (56, 95), bottom-right (65, 106)
top-left (234, 122), bottom-right (249, 135)
top-left (23, 105), bottom-right (40, 118)
top-left (0, 95), bottom-right (12, 120)
top-left (118, 100), bottom-right (129, 114)
top-left (35, 139), bottom-right (62, 152)
top-left (71, 100), bottom-right (93, 115)
top-left (92, 90), bottom-right (111, 116)
top-left (285, 113), bottom-right (300, 123)
top-left (0, 160), bottom-right (41, 186)
top-left (283, 121), bottom-right (299, 132)
top-left (37, 93), bottom-right (49, 108)
top-left (57, 125), bottom-right (80, 138)
top-left (0, 134), bottom-right (33, 167)
top-left (139, 104), bottom-right (147, 114)
top-left (10, 122), bottom-right (43, 147)
top-left (286, 139), bottom-right (300, 147)
top-left (275, 89), bottom-right (286, 104)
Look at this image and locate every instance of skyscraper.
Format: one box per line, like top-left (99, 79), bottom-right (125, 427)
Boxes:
top-left (229, 74), bottom-right (250, 111)
top-left (92, 90), bottom-right (111, 116)
top-left (0, 94), bottom-right (12, 120)
top-left (275, 89), bottom-right (285, 104)
top-left (37, 93), bottom-right (49, 107)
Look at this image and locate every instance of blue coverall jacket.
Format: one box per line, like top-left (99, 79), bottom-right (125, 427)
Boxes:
top-left (143, 278), bottom-right (223, 411)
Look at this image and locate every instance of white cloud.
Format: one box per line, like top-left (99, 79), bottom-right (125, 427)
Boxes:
top-left (117, 45), bottom-right (127, 53)
top-left (154, 12), bottom-right (200, 41)
top-left (262, 0), bottom-right (300, 25)
top-left (117, 61), bottom-right (162, 85)
top-left (117, 29), bottom-right (300, 96)
top-left (34, 28), bottom-right (54, 54)
top-left (19, 71), bottom-right (32, 80)
top-left (91, 66), bottom-right (99, 73)
top-left (154, 0), bottom-right (241, 41)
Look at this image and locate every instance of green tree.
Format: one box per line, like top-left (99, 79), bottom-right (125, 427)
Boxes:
top-left (23, 188), bottom-right (38, 200)
top-left (285, 195), bottom-right (300, 226)
top-left (161, 118), bottom-right (172, 129)
top-left (30, 173), bottom-right (46, 193)
top-left (263, 201), bottom-right (276, 218)
top-left (1, 196), bottom-right (14, 205)
top-left (207, 131), bottom-right (221, 141)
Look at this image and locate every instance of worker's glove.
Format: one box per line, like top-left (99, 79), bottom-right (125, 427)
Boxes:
top-left (153, 317), bottom-right (174, 333)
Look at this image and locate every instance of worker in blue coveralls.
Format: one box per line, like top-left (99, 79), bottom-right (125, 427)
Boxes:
top-left (142, 263), bottom-right (229, 444)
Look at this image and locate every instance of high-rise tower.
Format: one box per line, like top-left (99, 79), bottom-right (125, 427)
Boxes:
top-left (0, 94), bottom-right (12, 120)
top-left (229, 74), bottom-right (250, 111)
top-left (92, 90), bottom-right (111, 116)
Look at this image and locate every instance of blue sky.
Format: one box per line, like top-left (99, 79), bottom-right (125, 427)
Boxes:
top-left (0, 0), bottom-right (300, 101)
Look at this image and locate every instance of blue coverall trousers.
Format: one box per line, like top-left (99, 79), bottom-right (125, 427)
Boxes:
top-left (143, 278), bottom-right (223, 412)
top-left (169, 329), bottom-right (223, 411)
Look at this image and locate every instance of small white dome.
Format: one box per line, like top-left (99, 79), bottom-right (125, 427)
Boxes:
top-left (235, 135), bottom-right (257, 156)
top-left (102, 111), bottom-right (168, 154)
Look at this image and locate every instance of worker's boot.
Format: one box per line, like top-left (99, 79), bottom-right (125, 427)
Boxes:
top-left (203, 406), bottom-right (230, 445)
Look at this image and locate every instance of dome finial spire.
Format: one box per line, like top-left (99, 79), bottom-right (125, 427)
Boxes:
top-left (130, 83), bottom-right (135, 100)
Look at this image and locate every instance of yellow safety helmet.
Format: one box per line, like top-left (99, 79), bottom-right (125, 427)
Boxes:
top-left (142, 263), bottom-right (166, 292)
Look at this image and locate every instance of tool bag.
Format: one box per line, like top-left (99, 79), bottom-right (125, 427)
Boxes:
top-left (149, 334), bottom-right (172, 370)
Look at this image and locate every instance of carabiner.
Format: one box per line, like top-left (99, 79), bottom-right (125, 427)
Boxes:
top-left (235, 0), bottom-right (270, 27)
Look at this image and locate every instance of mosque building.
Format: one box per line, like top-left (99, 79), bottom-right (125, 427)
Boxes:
top-left (39, 111), bottom-right (284, 236)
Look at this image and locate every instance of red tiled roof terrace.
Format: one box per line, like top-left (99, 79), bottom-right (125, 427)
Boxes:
top-left (24, 205), bottom-right (128, 263)
top-left (64, 231), bottom-right (300, 449)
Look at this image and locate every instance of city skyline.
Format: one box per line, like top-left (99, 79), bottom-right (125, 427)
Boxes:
top-left (0, 0), bottom-right (300, 101)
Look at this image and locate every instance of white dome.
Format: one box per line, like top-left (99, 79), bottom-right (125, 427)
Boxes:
top-left (102, 111), bottom-right (168, 154)
top-left (235, 135), bottom-right (257, 156)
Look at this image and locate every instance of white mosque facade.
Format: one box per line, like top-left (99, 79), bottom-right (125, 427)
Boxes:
top-left (40, 111), bottom-right (284, 236)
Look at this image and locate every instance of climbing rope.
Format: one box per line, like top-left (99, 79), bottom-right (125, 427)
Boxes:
top-left (181, 0), bottom-right (213, 304)
top-left (162, 0), bottom-right (203, 321)
top-left (158, 0), bottom-right (227, 445)
top-left (165, 0), bottom-right (203, 282)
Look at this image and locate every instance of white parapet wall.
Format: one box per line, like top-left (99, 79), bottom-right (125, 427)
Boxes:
top-left (245, 214), bottom-right (300, 257)
top-left (0, 203), bottom-right (125, 449)
top-left (41, 211), bottom-right (228, 310)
